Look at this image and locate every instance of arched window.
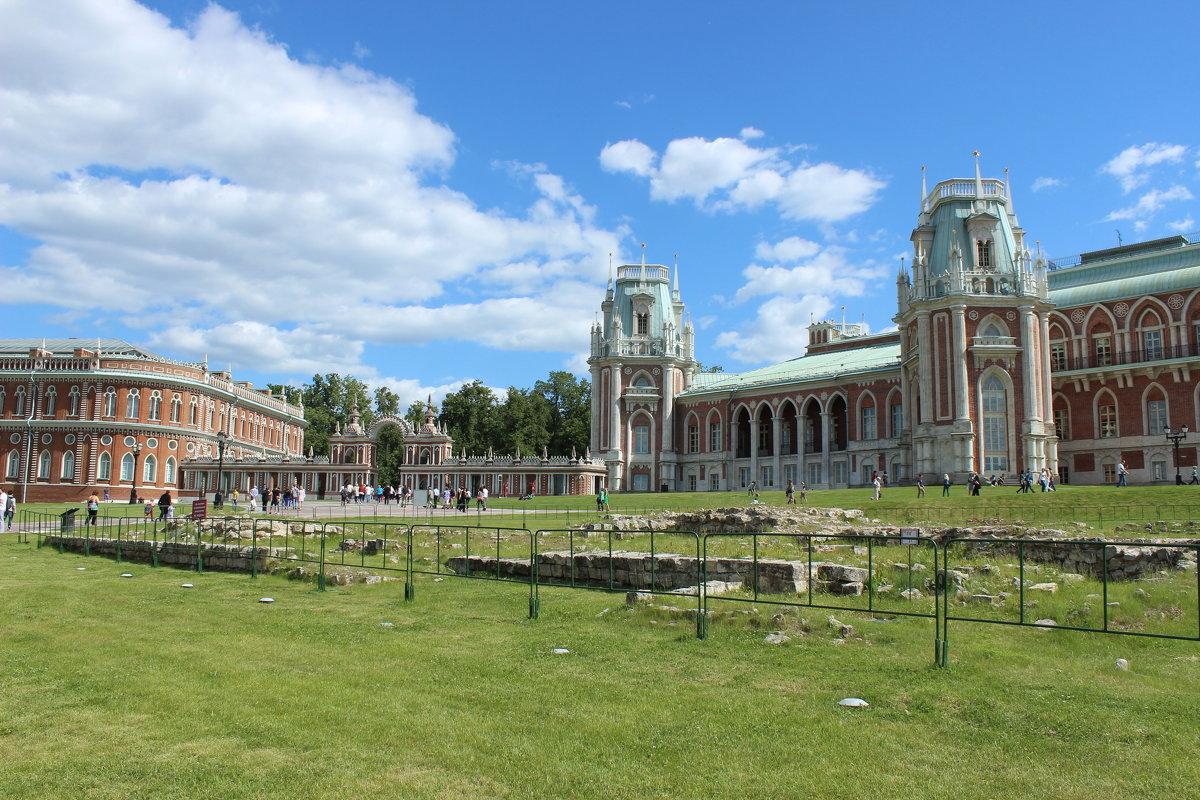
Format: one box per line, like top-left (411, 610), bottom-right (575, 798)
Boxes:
top-left (44, 387), bottom-right (57, 417)
top-left (143, 454), bottom-right (157, 483)
top-left (189, 398), bottom-right (198, 426)
top-left (68, 386), bottom-right (80, 416)
top-left (165, 457), bottom-right (176, 484)
top-left (1140, 309), bottom-right (1164, 361)
top-left (61, 450), bottom-right (75, 481)
top-left (1053, 397), bottom-right (1071, 442)
top-left (98, 452), bottom-right (111, 481)
top-left (981, 321), bottom-right (1006, 338)
top-left (0, 388), bottom-right (5, 415)
top-left (120, 453), bottom-right (134, 481)
top-left (206, 405), bottom-right (214, 430)
top-left (6, 450), bottom-right (19, 478)
top-left (125, 388), bottom-right (140, 419)
top-left (859, 394), bottom-right (877, 440)
top-left (103, 388), bottom-right (117, 417)
top-left (1097, 392), bottom-right (1118, 438)
top-left (15, 386), bottom-right (26, 417)
top-left (635, 313), bottom-right (650, 336)
top-left (148, 391), bottom-right (162, 421)
top-left (38, 450), bottom-right (51, 479)
top-left (1145, 388), bottom-right (1169, 434)
top-left (889, 396), bottom-right (904, 438)
top-left (982, 376), bottom-right (1009, 472)
top-left (686, 414), bottom-right (700, 453)
top-left (170, 394), bottom-right (181, 422)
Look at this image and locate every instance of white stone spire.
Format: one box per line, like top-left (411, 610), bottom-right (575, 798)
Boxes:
top-left (1005, 166), bottom-right (1020, 227)
top-left (973, 150), bottom-right (984, 210)
top-left (672, 252), bottom-right (680, 300)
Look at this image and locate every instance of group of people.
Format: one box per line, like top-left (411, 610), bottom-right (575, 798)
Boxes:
top-left (340, 483), bottom-right (416, 506)
top-left (423, 485), bottom-right (488, 511)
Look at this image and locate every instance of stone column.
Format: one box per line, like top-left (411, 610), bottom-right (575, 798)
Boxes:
top-left (661, 366), bottom-right (674, 452)
top-left (951, 305), bottom-right (970, 422)
top-left (821, 411), bottom-right (832, 487)
top-left (771, 412), bottom-right (782, 488)
top-left (589, 364), bottom-right (601, 451)
top-left (609, 363), bottom-right (622, 452)
top-left (749, 417), bottom-right (759, 485)
top-left (916, 312), bottom-right (933, 424)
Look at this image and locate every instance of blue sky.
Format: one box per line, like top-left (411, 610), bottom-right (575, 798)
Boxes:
top-left (3, 0), bottom-right (1199, 409)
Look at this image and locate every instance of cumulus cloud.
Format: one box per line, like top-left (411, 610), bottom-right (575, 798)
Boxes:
top-left (0, 0), bottom-right (623, 372)
top-left (1168, 217), bottom-right (1196, 232)
top-left (733, 246), bottom-right (883, 304)
top-left (739, 127), bottom-right (765, 140)
top-left (599, 133), bottom-right (884, 223)
top-left (1101, 143), bottom-right (1187, 192)
top-left (1031, 177), bottom-right (1063, 192)
top-left (1104, 185), bottom-right (1193, 222)
top-left (715, 295), bottom-right (833, 363)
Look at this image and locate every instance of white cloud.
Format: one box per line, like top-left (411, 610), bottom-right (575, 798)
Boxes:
top-left (1101, 143), bottom-right (1187, 192)
top-left (754, 236), bottom-right (821, 263)
top-left (739, 127), bottom-right (764, 140)
top-left (1168, 217), bottom-right (1195, 232)
top-left (599, 139), bottom-right (656, 177)
top-left (1104, 185), bottom-right (1193, 221)
top-left (733, 247), bottom-right (883, 304)
top-left (715, 295), bottom-right (832, 363)
top-left (601, 133), bottom-right (884, 223)
top-left (1031, 177), bottom-right (1063, 192)
top-left (0, 0), bottom-right (624, 369)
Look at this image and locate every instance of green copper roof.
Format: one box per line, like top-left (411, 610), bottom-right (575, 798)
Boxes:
top-left (1048, 240), bottom-right (1200, 307)
top-left (683, 341), bottom-right (901, 397)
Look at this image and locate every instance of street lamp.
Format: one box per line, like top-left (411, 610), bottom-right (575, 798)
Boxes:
top-left (215, 429), bottom-right (229, 507)
top-left (1164, 424), bottom-right (1189, 485)
top-left (128, 442), bottom-right (144, 503)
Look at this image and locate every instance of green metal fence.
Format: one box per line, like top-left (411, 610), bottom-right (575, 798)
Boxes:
top-left (13, 509), bottom-right (1200, 667)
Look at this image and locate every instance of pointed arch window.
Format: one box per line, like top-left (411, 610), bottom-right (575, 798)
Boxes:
top-left (68, 386), bottom-right (80, 416)
top-left (148, 390), bottom-right (162, 421)
top-left (982, 376), bottom-right (1009, 472)
top-left (1146, 395), bottom-right (1168, 434)
top-left (1054, 399), bottom-right (1071, 442)
top-left (165, 456), bottom-right (177, 484)
top-left (633, 423), bottom-right (650, 454)
top-left (0, 388), bottom-right (5, 415)
top-left (189, 398), bottom-right (198, 426)
top-left (98, 451), bottom-right (111, 481)
top-left (45, 386), bottom-right (57, 417)
top-left (1140, 311), bottom-right (1164, 361)
top-left (1098, 397), bottom-right (1118, 438)
top-left (38, 450), bottom-right (51, 479)
top-left (103, 387), bottom-right (117, 418)
top-left (170, 394), bottom-right (181, 422)
top-left (143, 454), bottom-right (157, 483)
top-left (635, 313), bottom-right (650, 336)
top-left (120, 453), bottom-right (134, 481)
top-left (125, 388), bottom-right (140, 419)
top-left (61, 450), bottom-right (75, 481)
top-left (6, 450), bottom-right (19, 478)
top-left (15, 386), bottom-right (26, 417)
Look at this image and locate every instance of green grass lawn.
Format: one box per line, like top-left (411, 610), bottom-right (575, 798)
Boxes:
top-left (2, 533), bottom-right (1199, 799)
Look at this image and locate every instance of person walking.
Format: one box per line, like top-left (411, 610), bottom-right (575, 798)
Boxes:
top-left (3, 490), bottom-right (13, 530)
top-left (747, 480), bottom-right (757, 497)
top-left (86, 489), bottom-right (100, 527)
top-left (599, 486), bottom-right (609, 512)
top-left (799, 482), bottom-right (807, 503)
top-left (1116, 460), bottom-right (1129, 487)
top-left (916, 475), bottom-right (925, 498)
top-left (871, 474), bottom-right (882, 501)
top-left (158, 491), bottom-right (172, 520)
top-left (1190, 466), bottom-right (1199, 485)
top-left (942, 473), bottom-right (951, 496)
top-left (0, 487), bottom-right (7, 533)
top-left (785, 480), bottom-right (796, 504)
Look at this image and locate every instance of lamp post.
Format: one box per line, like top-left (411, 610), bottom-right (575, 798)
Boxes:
top-left (1164, 424), bottom-right (1189, 485)
top-left (215, 430), bottom-right (229, 507)
top-left (128, 442), bottom-right (144, 503)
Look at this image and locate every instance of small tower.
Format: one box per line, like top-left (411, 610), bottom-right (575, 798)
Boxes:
top-left (895, 154), bottom-right (1056, 482)
top-left (588, 248), bottom-right (697, 491)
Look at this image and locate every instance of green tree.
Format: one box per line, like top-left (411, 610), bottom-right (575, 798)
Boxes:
top-left (533, 371), bottom-right (591, 456)
top-left (438, 381), bottom-right (498, 455)
top-left (405, 400), bottom-right (426, 431)
top-left (494, 387), bottom-right (552, 457)
top-left (299, 373), bottom-right (375, 457)
top-left (374, 386), bottom-right (400, 417)
top-left (375, 424), bottom-right (406, 485)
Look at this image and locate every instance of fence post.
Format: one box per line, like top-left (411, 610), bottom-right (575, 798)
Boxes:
top-left (404, 525), bottom-right (415, 601)
top-left (195, 519), bottom-right (205, 573)
top-left (528, 529), bottom-right (540, 620)
top-left (317, 526), bottom-right (327, 591)
top-left (696, 532), bottom-right (706, 640)
top-left (251, 521), bottom-right (258, 579)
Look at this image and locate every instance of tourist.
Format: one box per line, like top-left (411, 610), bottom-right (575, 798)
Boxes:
top-left (1116, 461), bottom-right (1129, 487)
top-left (785, 479), bottom-right (796, 504)
top-left (916, 475), bottom-right (925, 498)
top-left (442, 486), bottom-right (451, 509)
top-left (881, 471), bottom-right (889, 487)
top-left (214, 488), bottom-right (223, 509)
top-left (799, 482), bottom-right (807, 502)
top-left (0, 487), bottom-right (7, 533)
top-left (479, 486), bottom-right (489, 510)
top-left (85, 489), bottom-right (99, 527)
top-left (1191, 466), bottom-right (1199, 485)
top-left (598, 486), bottom-right (609, 511)
top-left (143, 498), bottom-right (153, 519)
top-left (942, 473), bottom-right (951, 496)
top-left (158, 491), bottom-right (172, 520)
top-left (871, 474), bottom-right (882, 501)
top-left (747, 480), bottom-right (757, 497)
top-left (297, 486), bottom-right (305, 508)
top-left (231, 488), bottom-right (240, 510)
top-left (249, 485), bottom-right (259, 512)
top-left (3, 490), bottom-right (13, 529)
